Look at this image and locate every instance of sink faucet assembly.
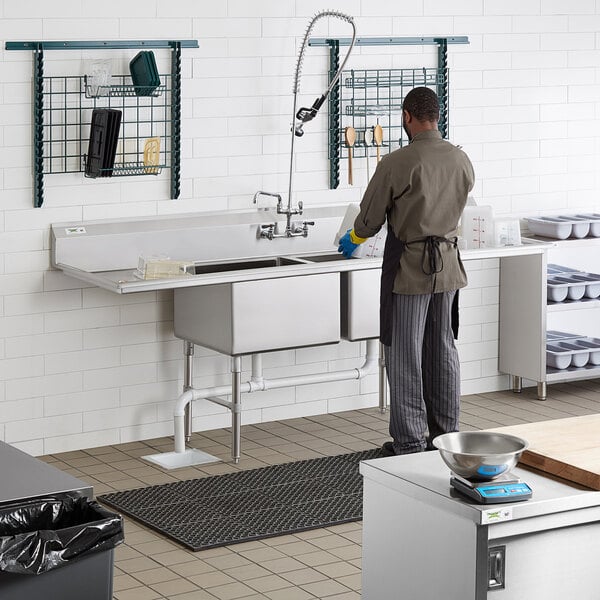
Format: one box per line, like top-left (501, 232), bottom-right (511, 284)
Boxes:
top-left (256, 10), bottom-right (357, 240)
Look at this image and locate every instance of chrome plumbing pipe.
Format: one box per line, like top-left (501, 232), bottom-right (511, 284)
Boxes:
top-left (183, 340), bottom-right (194, 441)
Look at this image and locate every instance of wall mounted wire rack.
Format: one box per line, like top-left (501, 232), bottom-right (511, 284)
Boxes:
top-left (44, 74), bottom-right (172, 180)
top-left (5, 40), bottom-right (198, 207)
top-left (308, 36), bottom-right (469, 189)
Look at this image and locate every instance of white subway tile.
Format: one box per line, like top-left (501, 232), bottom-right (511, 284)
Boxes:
top-left (120, 300), bottom-right (172, 325)
top-left (262, 399), bottom-right (329, 423)
top-left (193, 57), bottom-right (261, 79)
top-left (0, 397), bottom-right (44, 422)
top-left (157, 0), bottom-right (225, 17)
top-left (4, 289), bottom-right (81, 316)
top-left (121, 380), bottom-right (180, 407)
top-left (457, 340), bottom-right (499, 363)
top-left (483, 33), bottom-right (540, 52)
top-left (44, 429), bottom-right (121, 455)
top-left (121, 340), bottom-right (181, 366)
top-left (193, 17), bottom-right (261, 39)
top-left (44, 306), bottom-right (120, 333)
top-left (483, 140), bottom-right (540, 161)
top-left (424, 0), bottom-right (483, 16)
top-left (568, 15), bottom-right (600, 32)
top-left (119, 18), bottom-right (192, 38)
top-left (83, 323), bottom-right (156, 349)
top-left (0, 314), bottom-right (44, 338)
top-left (541, 32), bottom-right (595, 50)
top-left (542, 0), bottom-right (594, 14)
top-left (228, 0), bottom-right (294, 17)
top-left (5, 413), bottom-right (82, 443)
top-left (4, 250), bottom-right (49, 273)
top-left (512, 156), bottom-right (567, 177)
top-left (83, 405), bottom-right (158, 433)
top-left (83, 363), bottom-right (156, 391)
top-left (483, 0), bottom-right (540, 14)
top-left (452, 88), bottom-right (511, 108)
top-left (0, 272), bottom-right (44, 295)
top-left (5, 331), bottom-right (81, 358)
top-left (540, 67), bottom-right (590, 86)
top-left (513, 15), bottom-right (567, 33)
top-left (45, 347), bottom-right (120, 375)
top-left (44, 388), bottom-right (119, 418)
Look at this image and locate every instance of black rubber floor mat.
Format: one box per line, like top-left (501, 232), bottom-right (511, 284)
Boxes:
top-left (98, 448), bottom-right (382, 551)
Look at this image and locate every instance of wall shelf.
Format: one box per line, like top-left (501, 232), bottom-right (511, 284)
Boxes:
top-left (5, 39), bottom-right (199, 207)
top-left (308, 36), bottom-right (469, 189)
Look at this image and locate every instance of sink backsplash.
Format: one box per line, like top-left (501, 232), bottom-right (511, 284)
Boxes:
top-left (52, 205), bottom-right (349, 273)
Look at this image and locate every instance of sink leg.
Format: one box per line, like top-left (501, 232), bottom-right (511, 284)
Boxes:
top-left (183, 341), bottom-right (194, 442)
top-left (512, 375), bottom-right (522, 394)
top-left (537, 381), bottom-right (547, 401)
top-left (378, 342), bottom-right (387, 414)
top-left (231, 356), bottom-right (242, 464)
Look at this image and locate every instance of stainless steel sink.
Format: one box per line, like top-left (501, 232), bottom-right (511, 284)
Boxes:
top-left (174, 268), bottom-right (340, 354)
top-left (193, 256), bottom-right (306, 274)
top-left (299, 252), bottom-right (350, 262)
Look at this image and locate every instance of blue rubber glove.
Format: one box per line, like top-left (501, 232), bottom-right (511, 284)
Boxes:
top-left (338, 229), bottom-right (359, 258)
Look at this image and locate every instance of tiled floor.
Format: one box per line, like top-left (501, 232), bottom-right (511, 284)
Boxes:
top-left (40, 379), bottom-right (600, 600)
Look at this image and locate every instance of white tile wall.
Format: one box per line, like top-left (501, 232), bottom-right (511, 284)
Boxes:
top-left (1, 2), bottom-right (599, 454)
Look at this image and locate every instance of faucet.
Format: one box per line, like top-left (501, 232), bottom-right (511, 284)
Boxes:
top-left (256, 10), bottom-right (356, 240)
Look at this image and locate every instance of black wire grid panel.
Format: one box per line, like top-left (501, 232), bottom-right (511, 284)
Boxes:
top-left (42, 74), bottom-right (171, 177)
top-left (335, 67), bottom-right (448, 162)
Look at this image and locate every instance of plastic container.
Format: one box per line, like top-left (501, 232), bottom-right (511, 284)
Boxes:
top-left (493, 217), bottom-right (521, 247)
top-left (571, 338), bottom-right (600, 365)
top-left (461, 205), bottom-right (494, 248)
top-left (547, 264), bottom-right (579, 275)
top-left (575, 213), bottom-right (600, 237)
top-left (546, 342), bottom-right (590, 369)
top-left (553, 275), bottom-right (586, 300)
top-left (526, 217), bottom-right (572, 239)
top-left (569, 273), bottom-right (600, 299)
top-left (546, 330), bottom-right (584, 342)
top-left (129, 51), bottom-right (160, 96)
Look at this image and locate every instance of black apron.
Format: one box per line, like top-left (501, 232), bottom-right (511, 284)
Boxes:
top-left (379, 226), bottom-right (460, 347)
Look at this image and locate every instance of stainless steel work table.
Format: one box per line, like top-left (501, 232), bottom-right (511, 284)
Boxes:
top-left (360, 451), bottom-right (600, 600)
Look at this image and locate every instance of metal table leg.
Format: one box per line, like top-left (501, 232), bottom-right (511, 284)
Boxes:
top-left (231, 356), bottom-right (242, 463)
top-left (537, 381), bottom-right (547, 401)
top-left (379, 342), bottom-right (387, 413)
top-left (183, 340), bottom-right (194, 441)
top-left (512, 375), bottom-right (522, 393)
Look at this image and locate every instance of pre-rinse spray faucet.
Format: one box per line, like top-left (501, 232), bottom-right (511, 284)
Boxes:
top-left (256, 10), bottom-right (356, 240)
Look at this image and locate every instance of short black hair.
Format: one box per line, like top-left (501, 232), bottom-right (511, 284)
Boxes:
top-left (402, 87), bottom-right (439, 122)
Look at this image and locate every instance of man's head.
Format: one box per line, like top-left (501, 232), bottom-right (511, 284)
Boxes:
top-left (402, 87), bottom-right (439, 140)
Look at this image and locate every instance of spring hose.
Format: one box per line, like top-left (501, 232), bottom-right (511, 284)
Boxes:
top-left (292, 10), bottom-right (356, 94)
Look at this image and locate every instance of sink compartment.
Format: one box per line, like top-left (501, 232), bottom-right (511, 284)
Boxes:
top-left (174, 272), bottom-right (340, 355)
top-left (341, 269), bottom-right (380, 340)
top-left (299, 252), bottom-right (352, 262)
top-left (193, 256), bottom-right (306, 274)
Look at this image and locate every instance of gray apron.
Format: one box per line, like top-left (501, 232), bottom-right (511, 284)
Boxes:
top-left (379, 226), bottom-right (460, 346)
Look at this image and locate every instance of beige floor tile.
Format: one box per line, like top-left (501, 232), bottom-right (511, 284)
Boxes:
top-left (294, 550), bottom-right (340, 568)
top-left (271, 540), bottom-right (318, 557)
top-left (207, 581), bottom-right (257, 600)
top-left (114, 586), bottom-right (164, 600)
top-left (168, 590), bottom-right (219, 600)
top-left (151, 578), bottom-right (199, 596)
top-left (335, 573), bottom-right (361, 591)
top-left (237, 547), bottom-right (287, 563)
top-left (153, 549), bottom-right (198, 566)
top-left (203, 553), bottom-right (253, 570)
top-left (300, 579), bottom-right (350, 597)
top-left (113, 573), bottom-right (142, 592)
top-left (265, 587), bottom-right (316, 600)
top-left (134, 539), bottom-right (179, 555)
top-left (280, 567), bottom-right (329, 586)
top-left (190, 570), bottom-right (236, 588)
top-left (307, 535), bottom-right (354, 551)
top-left (314, 561), bottom-right (360, 579)
top-left (170, 559), bottom-right (217, 578)
top-left (245, 574), bottom-right (292, 593)
top-left (223, 563), bottom-right (272, 581)
top-left (259, 556), bottom-right (307, 574)
top-left (118, 556), bottom-right (162, 574)
top-left (132, 566), bottom-right (180, 585)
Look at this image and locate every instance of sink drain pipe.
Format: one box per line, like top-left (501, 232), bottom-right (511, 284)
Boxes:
top-left (171, 338), bottom-right (380, 464)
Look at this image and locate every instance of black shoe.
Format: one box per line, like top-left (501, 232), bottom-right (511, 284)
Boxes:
top-left (380, 441), bottom-right (396, 457)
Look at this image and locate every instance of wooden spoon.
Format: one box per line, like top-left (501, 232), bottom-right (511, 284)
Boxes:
top-left (344, 126), bottom-right (356, 185)
top-left (373, 124), bottom-right (383, 163)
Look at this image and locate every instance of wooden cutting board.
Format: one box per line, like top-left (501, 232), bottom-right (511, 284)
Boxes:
top-left (490, 414), bottom-right (600, 490)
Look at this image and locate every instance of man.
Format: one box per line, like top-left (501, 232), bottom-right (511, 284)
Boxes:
top-left (338, 87), bottom-right (475, 456)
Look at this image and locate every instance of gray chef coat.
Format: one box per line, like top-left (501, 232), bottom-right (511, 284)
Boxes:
top-left (353, 129), bottom-right (475, 295)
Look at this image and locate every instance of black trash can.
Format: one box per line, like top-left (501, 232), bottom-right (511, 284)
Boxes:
top-left (0, 495), bottom-right (124, 600)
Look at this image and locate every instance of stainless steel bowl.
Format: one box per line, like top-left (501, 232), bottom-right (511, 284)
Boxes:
top-left (432, 431), bottom-right (529, 481)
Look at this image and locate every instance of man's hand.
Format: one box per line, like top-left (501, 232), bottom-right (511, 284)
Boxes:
top-left (338, 229), bottom-right (359, 258)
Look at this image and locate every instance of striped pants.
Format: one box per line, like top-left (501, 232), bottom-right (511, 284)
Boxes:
top-left (384, 291), bottom-right (460, 454)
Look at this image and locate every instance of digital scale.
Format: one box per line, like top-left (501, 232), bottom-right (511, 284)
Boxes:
top-left (450, 473), bottom-right (533, 504)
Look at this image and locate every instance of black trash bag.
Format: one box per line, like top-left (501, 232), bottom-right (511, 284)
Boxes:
top-left (0, 496), bottom-right (124, 575)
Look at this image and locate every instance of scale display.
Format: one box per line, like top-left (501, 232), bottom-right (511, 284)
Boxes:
top-left (451, 473), bottom-right (533, 504)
